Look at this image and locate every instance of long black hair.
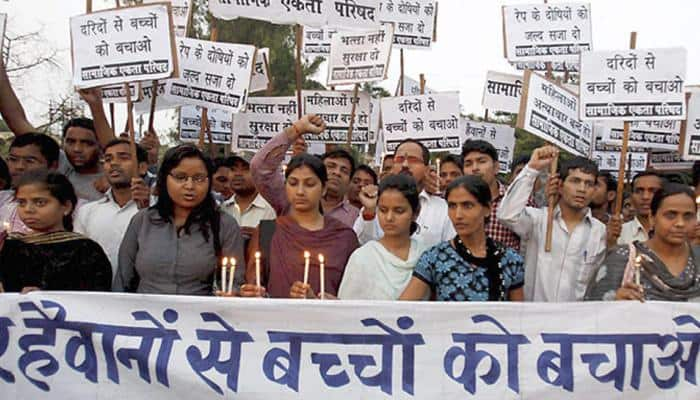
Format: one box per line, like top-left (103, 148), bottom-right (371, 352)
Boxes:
top-left (15, 171), bottom-right (77, 231)
top-left (0, 157), bottom-right (10, 190)
top-left (152, 144), bottom-right (222, 256)
top-left (651, 183), bottom-right (696, 215)
top-left (378, 174), bottom-right (421, 235)
top-left (445, 175), bottom-right (492, 224)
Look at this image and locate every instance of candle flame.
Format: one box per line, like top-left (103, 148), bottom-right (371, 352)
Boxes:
top-left (304, 251), bottom-right (310, 258)
top-left (696, 195), bottom-right (700, 205)
top-left (230, 257), bottom-right (236, 267)
top-left (318, 254), bottom-right (325, 263)
top-left (635, 255), bottom-right (642, 264)
top-left (222, 257), bottom-right (228, 267)
top-left (255, 251), bottom-right (261, 259)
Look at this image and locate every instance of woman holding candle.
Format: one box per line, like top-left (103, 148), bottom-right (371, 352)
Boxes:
top-left (114, 144), bottom-right (244, 295)
top-left (239, 131), bottom-right (359, 299)
top-left (586, 183), bottom-right (700, 302)
top-left (0, 171), bottom-right (111, 292)
top-left (399, 176), bottom-right (525, 302)
top-left (338, 174), bottom-right (430, 300)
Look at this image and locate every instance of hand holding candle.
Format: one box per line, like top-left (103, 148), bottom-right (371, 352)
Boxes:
top-left (318, 254), bottom-right (325, 300)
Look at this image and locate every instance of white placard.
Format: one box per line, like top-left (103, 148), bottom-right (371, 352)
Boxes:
top-left (502, 3), bottom-right (592, 63)
top-left (1, 293), bottom-right (699, 399)
top-left (592, 150), bottom-right (647, 173)
top-left (327, 25), bottom-right (393, 86)
top-left (394, 75), bottom-right (433, 96)
top-left (648, 151), bottom-right (694, 170)
top-left (136, 0), bottom-right (192, 37)
top-left (179, 105), bottom-right (233, 144)
top-left (368, 97), bottom-right (381, 144)
top-left (511, 60), bottom-right (579, 72)
top-left (0, 13), bottom-right (6, 62)
top-left (249, 48), bottom-right (270, 93)
top-left (580, 47), bottom-right (687, 121)
top-left (232, 96), bottom-right (298, 151)
top-left (482, 71), bottom-right (523, 114)
top-left (682, 92), bottom-right (700, 160)
top-left (461, 119), bottom-right (516, 174)
top-left (381, 92), bottom-right (461, 152)
top-left (303, 27), bottom-right (338, 56)
top-left (517, 70), bottom-right (592, 157)
top-left (163, 38), bottom-right (256, 113)
top-left (303, 90), bottom-right (371, 144)
top-left (378, 0), bottom-right (436, 49)
top-left (133, 80), bottom-right (180, 114)
top-left (100, 83), bottom-right (141, 104)
top-left (600, 120), bottom-right (681, 151)
top-left (70, 4), bottom-right (177, 89)
top-left (209, 0), bottom-right (381, 30)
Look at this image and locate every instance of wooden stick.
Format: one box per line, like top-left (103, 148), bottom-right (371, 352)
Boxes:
top-left (614, 32), bottom-right (637, 217)
top-left (198, 108), bottom-right (208, 149)
top-left (484, 108), bottom-right (489, 121)
top-left (263, 52), bottom-right (273, 96)
top-left (399, 49), bottom-right (405, 96)
top-left (544, 156), bottom-right (559, 252)
top-left (346, 83), bottom-right (360, 147)
top-left (109, 103), bottom-right (115, 132)
top-left (86, 0), bottom-right (92, 13)
top-left (419, 73), bottom-right (426, 94)
top-left (124, 83), bottom-right (138, 177)
top-left (295, 24), bottom-right (304, 119)
top-left (148, 80), bottom-right (158, 132)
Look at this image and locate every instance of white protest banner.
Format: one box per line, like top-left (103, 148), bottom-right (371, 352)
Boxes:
top-left (482, 71), bottom-right (523, 114)
top-left (179, 105), bottom-right (232, 144)
top-left (502, 3), bottom-right (592, 63)
top-left (327, 24), bottom-right (393, 86)
top-left (378, 0), bottom-right (436, 49)
top-left (134, 80), bottom-right (179, 114)
top-left (209, 0), bottom-right (381, 30)
top-left (0, 13), bottom-right (6, 62)
top-left (511, 60), bottom-right (579, 72)
top-left (163, 38), bottom-right (255, 113)
top-left (592, 151), bottom-right (647, 174)
top-left (134, 0), bottom-right (192, 37)
top-left (100, 82), bottom-right (141, 104)
top-left (600, 120), bottom-right (681, 151)
top-left (461, 119), bottom-right (516, 174)
top-left (381, 92), bottom-right (461, 152)
top-left (303, 26), bottom-right (337, 56)
top-left (580, 47), bottom-right (687, 121)
top-left (517, 70), bottom-right (593, 157)
top-left (368, 97), bottom-right (381, 144)
top-left (70, 4), bottom-right (177, 88)
top-left (1, 292), bottom-right (699, 398)
top-left (303, 90), bottom-right (371, 144)
top-left (249, 48), bottom-right (270, 93)
top-left (232, 96), bottom-right (297, 151)
top-left (649, 151), bottom-right (693, 170)
top-left (394, 75), bottom-right (433, 96)
top-left (681, 92), bottom-right (700, 160)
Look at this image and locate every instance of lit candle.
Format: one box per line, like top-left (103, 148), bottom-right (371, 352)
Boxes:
top-left (228, 257), bottom-right (236, 294)
top-left (303, 251), bottom-right (311, 287)
top-left (255, 251), bottom-right (261, 288)
top-left (696, 196), bottom-right (700, 219)
top-left (2, 221), bottom-right (9, 232)
top-left (221, 257), bottom-right (228, 293)
top-left (318, 254), bottom-right (325, 300)
top-left (435, 158), bottom-right (441, 190)
top-left (634, 255), bottom-right (642, 286)
top-left (282, 165), bottom-right (288, 175)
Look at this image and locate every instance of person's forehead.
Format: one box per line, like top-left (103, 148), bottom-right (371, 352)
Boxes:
top-left (173, 157), bottom-right (207, 171)
top-left (324, 156), bottom-right (351, 168)
top-left (289, 165), bottom-right (319, 180)
top-left (565, 169), bottom-right (596, 181)
top-left (442, 161), bottom-right (462, 170)
top-left (65, 126), bottom-right (97, 141)
top-left (10, 144), bottom-right (44, 158)
top-left (463, 151), bottom-right (491, 161)
top-left (214, 166), bottom-right (232, 174)
top-left (104, 143), bottom-right (131, 156)
top-left (634, 175), bottom-right (662, 189)
top-left (447, 186), bottom-right (478, 202)
top-left (395, 142), bottom-right (423, 156)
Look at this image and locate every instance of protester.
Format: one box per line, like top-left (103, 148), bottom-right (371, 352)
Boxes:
top-left (0, 157), bottom-right (10, 190)
top-left (622, 192), bottom-right (635, 223)
top-left (462, 140), bottom-right (532, 252)
top-left (497, 145), bottom-right (607, 302)
top-left (509, 155), bottom-right (530, 185)
top-left (221, 152), bottom-right (276, 239)
top-left (438, 154), bottom-right (463, 193)
top-left (354, 139), bottom-right (454, 247)
top-left (400, 176), bottom-right (525, 301)
top-left (212, 156), bottom-right (235, 202)
top-left (74, 140), bottom-right (151, 278)
top-left (0, 133), bottom-right (61, 234)
top-left (250, 115), bottom-right (359, 228)
top-left (0, 171), bottom-right (111, 293)
top-left (608, 172), bottom-right (665, 247)
top-left (114, 144), bottom-right (245, 295)
top-left (379, 153), bottom-right (395, 181)
top-left (339, 174), bottom-right (429, 300)
top-left (590, 172), bottom-right (617, 224)
top-left (348, 164), bottom-right (379, 210)
top-left (240, 151), bottom-right (359, 299)
top-left (586, 183), bottom-right (700, 302)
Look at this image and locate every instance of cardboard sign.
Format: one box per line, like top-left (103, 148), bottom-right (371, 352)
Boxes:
top-left (303, 90), bottom-right (372, 144)
top-left (378, 0), bottom-right (436, 49)
top-left (482, 71), bottom-right (523, 114)
top-left (232, 96), bottom-right (298, 151)
top-left (327, 25), bottom-right (393, 85)
top-left (461, 119), bottom-right (516, 173)
top-left (179, 105), bottom-right (233, 144)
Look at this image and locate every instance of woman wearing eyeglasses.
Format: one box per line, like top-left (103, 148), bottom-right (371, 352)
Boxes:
top-left (114, 144), bottom-right (245, 295)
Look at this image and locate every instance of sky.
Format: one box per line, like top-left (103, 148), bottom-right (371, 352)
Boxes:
top-left (1, 0), bottom-right (699, 139)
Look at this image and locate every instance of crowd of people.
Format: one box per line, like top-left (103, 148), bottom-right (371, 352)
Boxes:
top-left (1, 60), bottom-right (699, 304)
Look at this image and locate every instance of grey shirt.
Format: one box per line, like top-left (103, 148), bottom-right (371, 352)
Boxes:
top-left (58, 151), bottom-right (103, 201)
top-left (114, 208), bottom-right (245, 295)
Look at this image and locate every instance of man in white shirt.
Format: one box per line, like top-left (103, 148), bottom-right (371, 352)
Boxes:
top-left (222, 153), bottom-right (276, 238)
top-left (607, 172), bottom-right (664, 247)
top-left (354, 139), bottom-right (455, 247)
top-left (497, 146), bottom-right (607, 302)
top-left (74, 139), bottom-right (151, 278)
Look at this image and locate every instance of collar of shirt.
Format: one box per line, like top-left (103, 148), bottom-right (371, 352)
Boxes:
top-left (102, 189), bottom-right (137, 211)
top-left (630, 216), bottom-right (646, 235)
top-left (228, 193), bottom-right (267, 214)
top-left (552, 204), bottom-right (594, 225)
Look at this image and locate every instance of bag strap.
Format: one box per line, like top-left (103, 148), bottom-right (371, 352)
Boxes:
top-left (258, 220), bottom-right (276, 287)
